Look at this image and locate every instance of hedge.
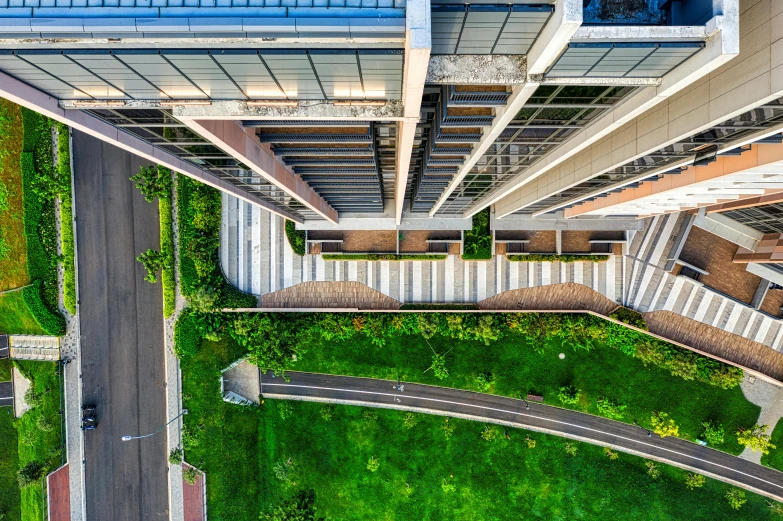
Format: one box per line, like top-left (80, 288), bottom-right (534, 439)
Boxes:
top-left (159, 168), bottom-right (176, 318)
top-left (285, 220), bottom-right (306, 256)
top-left (56, 123), bottom-right (77, 315)
top-left (399, 303), bottom-right (480, 310)
top-left (177, 175), bottom-right (257, 309)
top-left (507, 254), bottom-right (610, 263)
top-left (462, 207), bottom-right (492, 260)
top-left (322, 254), bottom-right (447, 262)
top-left (174, 308), bottom-right (202, 362)
top-left (21, 283), bottom-right (65, 336)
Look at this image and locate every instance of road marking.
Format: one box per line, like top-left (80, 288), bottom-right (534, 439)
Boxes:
top-left (262, 381), bottom-right (783, 492)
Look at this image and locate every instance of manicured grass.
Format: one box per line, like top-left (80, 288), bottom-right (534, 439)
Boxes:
top-left (0, 290), bottom-right (46, 335)
top-left (0, 99), bottom-right (31, 291)
top-left (0, 407), bottom-right (21, 521)
top-left (761, 419), bottom-right (783, 472)
top-left (14, 361), bottom-right (64, 521)
top-left (0, 359), bottom-right (12, 381)
top-left (182, 337), bottom-right (774, 521)
top-left (294, 330), bottom-right (759, 454)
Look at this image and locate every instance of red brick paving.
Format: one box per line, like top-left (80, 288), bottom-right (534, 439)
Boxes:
top-left (47, 464), bottom-right (70, 521)
top-left (183, 464), bottom-right (205, 521)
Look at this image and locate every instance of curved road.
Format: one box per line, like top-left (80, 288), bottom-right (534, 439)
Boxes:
top-left (261, 371), bottom-right (783, 502)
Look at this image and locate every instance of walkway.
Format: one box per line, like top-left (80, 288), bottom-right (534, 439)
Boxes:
top-left (260, 371), bottom-right (783, 502)
top-left (73, 131), bottom-right (169, 521)
top-left (47, 464), bottom-right (72, 521)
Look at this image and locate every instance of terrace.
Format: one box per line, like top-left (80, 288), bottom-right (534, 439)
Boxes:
top-left (306, 229), bottom-right (461, 255)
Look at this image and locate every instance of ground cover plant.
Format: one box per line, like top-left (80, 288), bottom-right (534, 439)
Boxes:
top-left (0, 359), bottom-right (21, 520)
top-left (0, 99), bottom-right (30, 291)
top-left (13, 361), bottom-right (64, 521)
top-left (176, 311), bottom-right (752, 454)
top-left (462, 207), bottom-right (492, 260)
top-left (180, 335), bottom-right (775, 521)
top-left (177, 175), bottom-right (257, 310)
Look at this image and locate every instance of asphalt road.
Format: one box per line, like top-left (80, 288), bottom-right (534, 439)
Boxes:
top-left (73, 131), bottom-right (169, 521)
top-left (261, 371), bottom-right (783, 502)
top-left (0, 381), bottom-right (12, 407)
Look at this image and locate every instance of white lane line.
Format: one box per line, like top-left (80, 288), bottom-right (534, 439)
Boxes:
top-left (261, 381), bottom-right (783, 492)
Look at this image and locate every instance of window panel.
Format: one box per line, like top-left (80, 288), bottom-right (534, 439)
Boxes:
top-left (19, 53), bottom-right (126, 98)
top-left (212, 54), bottom-right (285, 99)
top-left (0, 55), bottom-right (86, 99)
top-left (164, 54), bottom-right (246, 99)
top-left (66, 54), bottom-right (162, 99)
top-left (114, 54), bottom-right (206, 98)
top-left (261, 54), bottom-right (323, 99)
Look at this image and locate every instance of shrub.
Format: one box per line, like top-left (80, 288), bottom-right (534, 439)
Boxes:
top-left (322, 254), bottom-right (447, 261)
top-left (366, 456), bottom-right (380, 472)
top-left (608, 307), bottom-right (647, 330)
top-left (564, 442), bottom-right (578, 456)
top-left (603, 447), bottom-right (619, 460)
top-left (285, 220), bottom-right (306, 256)
top-left (173, 309), bottom-right (202, 362)
top-left (182, 466), bottom-right (200, 486)
top-left (557, 385), bottom-right (580, 406)
top-left (57, 123), bottom-right (76, 315)
top-left (462, 208), bottom-right (492, 260)
top-left (596, 397), bottom-right (626, 420)
top-left (737, 424), bottom-right (776, 454)
top-left (480, 425), bottom-right (498, 441)
top-left (16, 461), bottom-right (47, 488)
top-left (645, 461), bottom-right (661, 479)
top-left (441, 478), bottom-right (456, 493)
top-left (159, 187), bottom-right (176, 317)
top-left (507, 254), bottom-right (610, 263)
top-left (402, 413), bottom-right (419, 429)
top-left (441, 419), bottom-right (455, 439)
top-left (651, 412), bottom-right (679, 438)
top-left (701, 421), bottom-right (725, 446)
top-left (524, 436), bottom-right (536, 449)
top-left (278, 401), bottom-right (294, 421)
top-left (22, 282), bottom-right (65, 336)
top-left (130, 164), bottom-right (172, 203)
top-left (474, 372), bottom-right (494, 392)
top-left (726, 488), bottom-right (747, 510)
top-left (169, 447), bottom-right (184, 465)
top-left (430, 353), bottom-right (449, 380)
top-left (684, 473), bottom-right (705, 490)
top-left (319, 406), bottom-right (333, 421)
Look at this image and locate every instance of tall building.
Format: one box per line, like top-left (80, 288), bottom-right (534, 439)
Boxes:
top-left (4, 0), bottom-right (779, 241)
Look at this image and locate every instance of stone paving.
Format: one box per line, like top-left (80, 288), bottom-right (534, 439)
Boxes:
top-left (739, 376), bottom-right (783, 464)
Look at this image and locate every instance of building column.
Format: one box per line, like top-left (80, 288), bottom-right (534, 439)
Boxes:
top-left (179, 118), bottom-right (339, 223)
top-left (428, 0), bottom-right (582, 217)
top-left (395, 0), bottom-right (431, 224)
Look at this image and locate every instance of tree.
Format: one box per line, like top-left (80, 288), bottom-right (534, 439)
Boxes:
top-left (319, 406), bottom-right (333, 421)
top-left (557, 386), bottom-right (580, 406)
top-left (441, 478), bottom-right (456, 494)
top-left (366, 456), bottom-right (380, 472)
top-left (260, 489), bottom-right (325, 521)
top-left (684, 473), bottom-right (705, 490)
top-left (726, 488), bottom-right (747, 510)
top-left (17, 461), bottom-right (47, 488)
top-left (645, 461), bottom-right (661, 479)
top-left (564, 442), bottom-right (578, 456)
top-left (596, 397), bottom-right (626, 420)
top-left (441, 419), bottom-right (455, 439)
top-left (524, 436), bottom-right (536, 449)
top-left (430, 353), bottom-right (449, 380)
top-left (137, 249), bottom-right (166, 283)
top-left (130, 164), bottom-right (172, 202)
top-left (603, 447), bottom-right (619, 460)
top-left (273, 457), bottom-right (297, 486)
top-left (168, 447), bottom-right (184, 465)
top-left (651, 412), bottom-right (679, 438)
top-left (767, 500), bottom-right (783, 516)
top-left (701, 421), bottom-right (725, 446)
top-left (737, 424), bottom-right (777, 454)
top-left (189, 285), bottom-right (219, 312)
top-left (474, 372), bottom-right (494, 392)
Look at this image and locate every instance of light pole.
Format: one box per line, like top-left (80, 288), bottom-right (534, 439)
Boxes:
top-left (121, 409), bottom-right (188, 441)
top-left (633, 419), bottom-right (652, 438)
top-left (520, 397), bottom-right (530, 411)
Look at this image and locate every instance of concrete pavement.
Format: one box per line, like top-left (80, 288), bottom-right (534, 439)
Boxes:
top-left (73, 131), bottom-right (169, 521)
top-left (262, 371), bottom-right (783, 503)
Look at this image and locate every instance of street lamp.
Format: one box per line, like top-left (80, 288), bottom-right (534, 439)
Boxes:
top-left (520, 397), bottom-right (530, 411)
top-left (121, 409), bottom-right (188, 441)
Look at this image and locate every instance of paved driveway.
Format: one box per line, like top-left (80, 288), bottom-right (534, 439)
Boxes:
top-left (73, 131), bottom-right (168, 521)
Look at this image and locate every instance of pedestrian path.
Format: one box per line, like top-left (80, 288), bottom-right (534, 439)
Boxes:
top-left (220, 195), bottom-right (783, 355)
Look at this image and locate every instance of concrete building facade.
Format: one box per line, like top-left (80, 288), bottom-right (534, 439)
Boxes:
top-left (0, 0), bottom-right (760, 238)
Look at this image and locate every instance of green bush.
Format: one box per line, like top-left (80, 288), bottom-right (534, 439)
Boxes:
top-left (285, 220), bottom-right (306, 256)
top-left (609, 307), bottom-right (647, 330)
top-left (22, 283), bottom-right (65, 336)
top-left (56, 123), bottom-right (76, 315)
top-left (322, 254), bottom-right (447, 262)
top-left (174, 309), bottom-right (205, 362)
top-left (507, 254), bottom-right (610, 263)
top-left (177, 175), bottom-right (256, 309)
top-left (462, 208), bottom-right (492, 260)
top-left (158, 173), bottom-right (176, 317)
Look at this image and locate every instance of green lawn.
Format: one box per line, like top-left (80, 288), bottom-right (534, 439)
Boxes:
top-left (0, 290), bottom-right (45, 335)
top-left (762, 419), bottom-right (783, 472)
top-left (0, 407), bottom-right (21, 521)
top-left (14, 361), bottom-right (64, 521)
top-left (294, 330), bottom-right (760, 454)
top-left (182, 337), bottom-right (774, 521)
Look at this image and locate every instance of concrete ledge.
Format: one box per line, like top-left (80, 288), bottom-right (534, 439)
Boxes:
top-left (426, 55), bottom-right (526, 85)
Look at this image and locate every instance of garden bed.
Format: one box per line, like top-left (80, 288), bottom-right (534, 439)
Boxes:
top-left (322, 254), bottom-right (447, 261)
top-left (181, 335), bottom-right (772, 521)
top-left (462, 207), bottom-right (492, 260)
top-left (508, 254), bottom-right (610, 262)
